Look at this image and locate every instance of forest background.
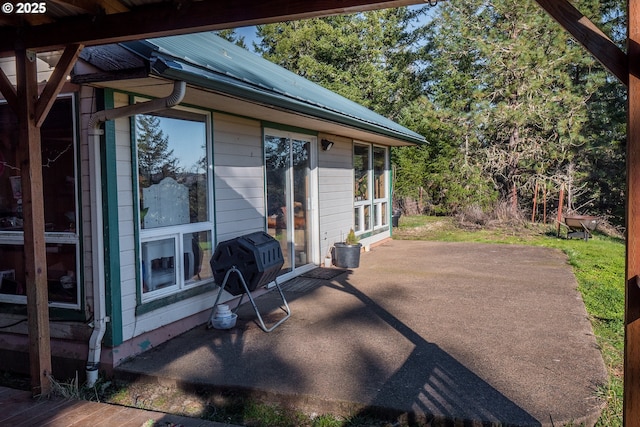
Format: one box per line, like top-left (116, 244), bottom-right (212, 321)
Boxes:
top-left (221, 0), bottom-right (627, 229)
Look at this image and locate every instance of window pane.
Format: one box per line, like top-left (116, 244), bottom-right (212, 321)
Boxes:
top-left (292, 139), bottom-right (310, 268)
top-left (47, 244), bottom-right (78, 304)
top-left (354, 145), bottom-right (369, 202)
top-left (184, 230), bottom-right (213, 284)
top-left (0, 243), bottom-right (78, 305)
top-left (381, 202), bottom-right (388, 226)
top-left (266, 136), bottom-right (292, 273)
top-left (0, 97), bottom-right (79, 307)
top-left (373, 147), bottom-right (386, 199)
top-left (137, 112), bottom-right (208, 229)
top-left (142, 238), bottom-right (177, 293)
top-left (364, 204), bottom-right (371, 231)
top-left (0, 98), bottom-right (76, 232)
top-left (373, 202), bottom-right (378, 227)
top-left (354, 207), bottom-right (361, 232)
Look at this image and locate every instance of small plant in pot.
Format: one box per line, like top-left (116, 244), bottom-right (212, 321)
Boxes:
top-left (333, 229), bottom-right (362, 268)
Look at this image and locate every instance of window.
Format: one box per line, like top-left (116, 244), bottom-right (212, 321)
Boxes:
top-left (135, 108), bottom-right (214, 301)
top-left (0, 96), bottom-right (80, 308)
top-left (354, 143), bottom-right (389, 235)
top-left (373, 146), bottom-right (388, 228)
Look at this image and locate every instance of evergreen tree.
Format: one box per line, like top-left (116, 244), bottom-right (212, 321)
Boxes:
top-left (136, 114), bottom-right (179, 187)
top-left (251, 1), bottom-right (627, 222)
top-left (414, 0), bottom-right (618, 215)
top-left (256, 7), bottom-right (427, 118)
top-left (214, 29), bottom-right (248, 49)
top-left (577, 0), bottom-right (627, 224)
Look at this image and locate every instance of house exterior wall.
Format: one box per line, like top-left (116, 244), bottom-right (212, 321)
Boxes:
top-left (0, 86), bottom-right (395, 376)
top-left (318, 134), bottom-right (355, 260)
top-left (317, 133), bottom-right (393, 260)
top-left (107, 105), bottom-right (268, 366)
top-left (213, 113), bottom-right (265, 242)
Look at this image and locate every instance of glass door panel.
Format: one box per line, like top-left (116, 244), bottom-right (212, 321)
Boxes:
top-left (266, 136), bottom-right (292, 273)
top-left (292, 139), bottom-right (310, 268)
top-left (265, 134), bottom-right (313, 273)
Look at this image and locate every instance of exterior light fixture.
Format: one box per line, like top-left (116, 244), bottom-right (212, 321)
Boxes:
top-left (321, 139), bottom-right (334, 151)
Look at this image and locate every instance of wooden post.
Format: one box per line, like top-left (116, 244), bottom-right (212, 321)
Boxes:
top-left (531, 180), bottom-right (539, 223)
top-left (556, 183), bottom-right (565, 237)
top-left (625, 1), bottom-right (640, 424)
top-left (543, 183), bottom-right (547, 224)
top-left (15, 49), bottom-right (51, 396)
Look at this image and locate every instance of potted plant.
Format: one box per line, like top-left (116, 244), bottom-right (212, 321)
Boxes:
top-left (333, 229), bottom-right (362, 268)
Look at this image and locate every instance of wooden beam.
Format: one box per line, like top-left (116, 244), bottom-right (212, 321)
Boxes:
top-left (0, 13), bottom-right (53, 27)
top-left (533, 0), bottom-right (628, 86)
top-left (15, 48), bottom-right (51, 397)
top-left (0, 66), bottom-right (17, 110)
top-left (627, 2), bottom-right (640, 425)
top-left (628, 5), bottom-right (640, 425)
top-left (49, 0), bottom-right (129, 15)
top-left (35, 44), bottom-right (83, 127)
top-left (0, 0), bottom-right (424, 53)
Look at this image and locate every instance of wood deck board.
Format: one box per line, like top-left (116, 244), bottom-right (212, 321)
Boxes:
top-left (0, 386), bottom-right (225, 427)
top-left (65, 402), bottom-right (120, 426)
top-left (13, 400), bottom-right (81, 426)
top-left (38, 399), bottom-right (113, 426)
top-left (0, 386), bottom-right (26, 398)
top-left (91, 405), bottom-right (149, 427)
top-left (0, 392), bottom-right (54, 422)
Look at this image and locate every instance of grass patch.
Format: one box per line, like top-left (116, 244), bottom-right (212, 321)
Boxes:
top-left (394, 215), bottom-right (625, 426)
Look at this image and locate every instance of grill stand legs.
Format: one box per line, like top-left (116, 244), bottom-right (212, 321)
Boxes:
top-left (208, 266), bottom-right (291, 333)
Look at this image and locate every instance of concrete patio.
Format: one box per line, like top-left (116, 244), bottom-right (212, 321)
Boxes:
top-left (115, 240), bottom-right (608, 426)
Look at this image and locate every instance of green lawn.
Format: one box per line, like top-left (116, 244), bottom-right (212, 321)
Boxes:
top-left (393, 215), bottom-right (625, 426)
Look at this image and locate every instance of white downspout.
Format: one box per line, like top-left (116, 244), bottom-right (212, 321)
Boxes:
top-left (85, 81), bottom-right (186, 387)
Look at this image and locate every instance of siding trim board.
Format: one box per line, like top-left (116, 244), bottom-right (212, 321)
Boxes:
top-left (261, 121), bottom-right (319, 137)
top-left (101, 88), bottom-right (124, 346)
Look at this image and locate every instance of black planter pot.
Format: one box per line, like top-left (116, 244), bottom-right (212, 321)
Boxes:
top-left (333, 242), bottom-right (362, 268)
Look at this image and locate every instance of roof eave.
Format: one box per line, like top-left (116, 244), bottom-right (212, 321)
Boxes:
top-left (151, 59), bottom-right (425, 146)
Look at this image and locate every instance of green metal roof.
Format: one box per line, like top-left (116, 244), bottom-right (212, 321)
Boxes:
top-left (121, 33), bottom-right (425, 145)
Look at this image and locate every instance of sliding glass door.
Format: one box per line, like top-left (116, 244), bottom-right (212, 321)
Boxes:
top-left (265, 131), bottom-right (316, 275)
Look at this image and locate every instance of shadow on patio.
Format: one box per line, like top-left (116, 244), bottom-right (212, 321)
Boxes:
top-left (115, 240), bottom-right (607, 426)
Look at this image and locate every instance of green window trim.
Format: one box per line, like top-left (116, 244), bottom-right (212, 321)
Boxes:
top-left (99, 88), bottom-right (124, 346)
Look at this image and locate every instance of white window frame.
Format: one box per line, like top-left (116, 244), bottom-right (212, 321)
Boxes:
top-left (134, 104), bottom-right (215, 303)
top-left (354, 142), bottom-right (390, 236)
top-left (372, 145), bottom-right (389, 230)
top-left (263, 128), bottom-right (319, 276)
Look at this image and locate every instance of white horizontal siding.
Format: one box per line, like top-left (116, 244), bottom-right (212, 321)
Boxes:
top-left (122, 288), bottom-right (220, 338)
top-left (79, 86), bottom-right (95, 305)
top-left (318, 136), bottom-right (354, 259)
top-left (214, 113), bottom-right (265, 242)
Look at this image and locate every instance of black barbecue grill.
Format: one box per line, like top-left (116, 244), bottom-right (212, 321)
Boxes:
top-left (208, 232), bottom-right (290, 332)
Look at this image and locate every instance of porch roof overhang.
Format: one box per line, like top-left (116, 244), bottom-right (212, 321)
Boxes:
top-left (77, 33), bottom-right (425, 146)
